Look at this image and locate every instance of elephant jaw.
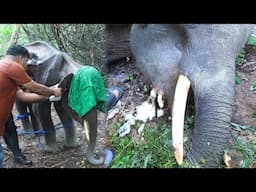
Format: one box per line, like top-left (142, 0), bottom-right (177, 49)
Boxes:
top-left (83, 120), bottom-right (90, 143)
top-left (172, 74), bottom-right (191, 165)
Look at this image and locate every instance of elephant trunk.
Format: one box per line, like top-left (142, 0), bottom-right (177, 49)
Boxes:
top-left (83, 119), bottom-right (104, 166)
top-left (187, 98), bottom-right (232, 167)
top-left (186, 74), bottom-right (234, 167)
top-left (85, 147), bottom-right (104, 166)
top-left (172, 64), bottom-right (235, 168)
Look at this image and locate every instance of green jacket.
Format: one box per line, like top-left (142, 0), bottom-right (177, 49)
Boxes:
top-left (68, 66), bottom-right (106, 117)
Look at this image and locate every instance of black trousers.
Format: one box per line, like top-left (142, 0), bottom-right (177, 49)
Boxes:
top-left (3, 113), bottom-right (22, 157)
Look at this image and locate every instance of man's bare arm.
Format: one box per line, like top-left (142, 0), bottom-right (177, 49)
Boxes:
top-left (16, 88), bottom-right (48, 103)
top-left (22, 80), bottom-right (62, 97)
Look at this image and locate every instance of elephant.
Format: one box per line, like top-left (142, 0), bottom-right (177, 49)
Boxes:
top-left (15, 40), bottom-right (105, 165)
top-left (57, 73), bottom-right (104, 165)
top-left (129, 24), bottom-right (255, 168)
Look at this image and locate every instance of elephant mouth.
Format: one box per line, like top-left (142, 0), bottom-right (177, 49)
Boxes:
top-left (172, 74), bottom-right (191, 165)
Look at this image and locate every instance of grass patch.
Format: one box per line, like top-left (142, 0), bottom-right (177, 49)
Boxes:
top-left (235, 49), bottom-right (245, 65)
top-left (252, 80), bottom-right (256, 91)
top-left (109, 119), bottom-right (178, 168)
top-left (247, 35), bottom-right (256, 46)
top-left (109, 115), bottom-right (196, 168)
top-left (251, 111), bottom-right (256, 118)
top-left (226, 133), bottom-right (256, 168)
top-left (235, 73), bottom-right (241, 85)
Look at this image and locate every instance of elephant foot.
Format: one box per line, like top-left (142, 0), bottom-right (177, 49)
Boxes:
top-left (86, 152), bottom-right (104, 165)
top-left (44, 144), bottom-right (62, 153)
top-left (64, 140), bottom-right (82, 149)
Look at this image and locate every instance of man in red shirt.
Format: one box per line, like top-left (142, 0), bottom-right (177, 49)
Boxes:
top-left (0, 44), bottom-right (62, 168)
top-left (4, 88), bottom-right (50, 166)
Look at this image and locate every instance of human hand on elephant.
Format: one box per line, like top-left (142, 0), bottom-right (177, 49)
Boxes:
top-left (50, 83), bottom-right (62, 97)
top-left (48, 84), bottom-right (62, 101)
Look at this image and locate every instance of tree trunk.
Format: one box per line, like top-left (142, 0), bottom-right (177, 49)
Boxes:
top-left (8, 24), bottom-right (21, 49)
top-left (105, 24), bottom-right (132, 64)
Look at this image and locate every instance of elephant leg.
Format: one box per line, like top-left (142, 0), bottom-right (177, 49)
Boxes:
top-left (83, 107), bottom-right (104, 165)
top-left (36, 102), bottom-right (61, 153)
top-left (29, 104), bottom-right (40, 132)
top-left (54, 102), bottom-right (77, 148)
top-left (15, 100), bottom-right (33, 131)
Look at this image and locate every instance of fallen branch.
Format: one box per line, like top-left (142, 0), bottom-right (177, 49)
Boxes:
top-left (239, 61), bottom-right (256, 73)
top-left (120, 90), bottom-right (133, 115)
top-left (49, 159), bottom-right (69, 168)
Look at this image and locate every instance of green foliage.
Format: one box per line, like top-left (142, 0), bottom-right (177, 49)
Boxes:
top-left (252, 80), bottom-right (256, 91)
top-left (127, 73), bottom-right (135, 81)
top-left (110, 120), bottom-right (178, 168)
top-left (235, 49), bottom-right (245, 65)
top-left (229, 134), bottom-right (255, 168)
top-left (184, 115), bottom-right (194, 129)
top-left (143, 85), bottom-right (149, 93)
top-left (109, 115), bottom-right (197, 168)
top-left (247, 35), bottom-right (256, 46)
top-left (0, 24), bottom-right (37, 56)
top-left (0, 24), bottom-right (14, 55)
top-left (1, 25), bottom-right (12, 36)
top-left (251, 111), bottom-right (256, 118)
top-left (228, 123), bottom-right (256, 167)
top-left (179, 159), bottom-right (200, 168)
top-left (250, 139), bottom-right (256, 153)
top-left (22, 24), bottom-right (106, 73)
top-left (235, 73), bottom-right (241, 85)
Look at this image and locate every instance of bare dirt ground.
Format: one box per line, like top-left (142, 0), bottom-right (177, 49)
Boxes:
top-left (3, 45), bottom-right (256, 168)
top-left (233, 45), bottom-right (256, 127)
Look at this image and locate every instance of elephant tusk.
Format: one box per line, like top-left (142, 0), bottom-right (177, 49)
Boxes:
top-left (83, 120), bottom-right (90, 143)
top-left (150, 88), bottom-right (158, 118)
top-left (157, 90), bottom-right (164, 109)
top-left (150, 88), bottom-right (157, 98)
top-left (172, 74), bottom-right (191, 165)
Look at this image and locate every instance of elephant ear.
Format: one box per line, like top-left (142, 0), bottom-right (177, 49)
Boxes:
top-left (59, 73), bottom-right (74, 93)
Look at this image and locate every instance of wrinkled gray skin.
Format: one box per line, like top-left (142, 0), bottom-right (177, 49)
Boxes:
top-left (15, 41), bottom-right (104, 165)
top-left (15, 53), bottom-right (42, 132)
top-left (130, 24), bottom-right (255, 167)
top-left (58, 74), bottom-right (104, 165)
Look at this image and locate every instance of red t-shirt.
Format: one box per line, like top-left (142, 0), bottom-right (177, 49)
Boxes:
top-left (0, 58), bottom-right (31, 136)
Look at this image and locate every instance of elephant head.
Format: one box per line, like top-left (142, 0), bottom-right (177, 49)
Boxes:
top-left (130, 24), bottom-right (255, 167)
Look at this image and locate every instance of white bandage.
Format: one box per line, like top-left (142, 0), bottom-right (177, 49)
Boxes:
top-left (49, 95), bottom-right (62, 102)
